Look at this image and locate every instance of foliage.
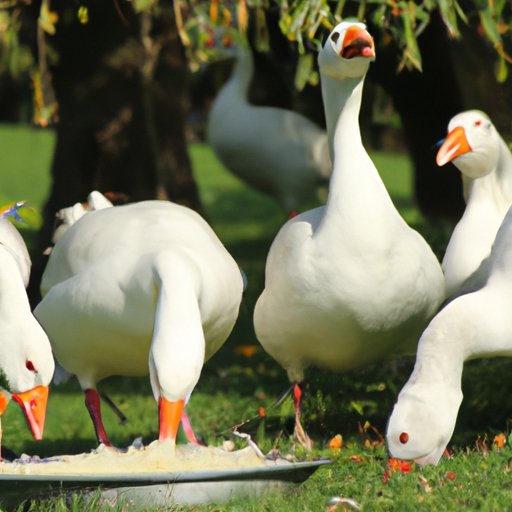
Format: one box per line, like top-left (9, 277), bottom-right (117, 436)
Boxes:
top-left (174, 0), bottom-right (512, 80)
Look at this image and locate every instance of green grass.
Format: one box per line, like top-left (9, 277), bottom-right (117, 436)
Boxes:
top-left (2, 125), bottom-right (512, 510)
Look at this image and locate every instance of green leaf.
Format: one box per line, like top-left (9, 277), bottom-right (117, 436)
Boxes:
top-left (453, 0), bottom-right (468, 25)
top-left (495, 54), bottom-right (508, 83)
top-left (479, 9), bottom-right (501, 45)
top-left (294, 53), bottom-right (314, 91)
top-left (437, 0), bottom-right (460, 37)
top-left (130, 0), bottom-right (158, 13)
top-left (401, 9), bottom-right (422, 71)
top-left (350, 401), bottom-right (364, 415)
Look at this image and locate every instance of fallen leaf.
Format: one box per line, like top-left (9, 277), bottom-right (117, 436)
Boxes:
top-left (328, 434), bottom-right (343, 450)
top-left (418, 475), bottom-right (433, 493)
top-left (388, 458), bottom-right (413, 474)
top-left (494, 433), bottom-right (506, 450)
top-left (327, 496), bottom-right (361, 511)
top-left (234, 345), bottom-right (259, 357)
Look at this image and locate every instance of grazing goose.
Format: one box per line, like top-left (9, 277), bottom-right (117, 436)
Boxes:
top-left (253, 21), bottom-right (445, 447)
top-left (437, 111), bottom-right (512, 296)
top-left (34, 200), bottom-right (243, 448)
top-left (207, 46), bottom-right (331, 213)
top-left (386, 203), bottom-right (512, 465)
top-left (0, 218), bottom-right (54, 459)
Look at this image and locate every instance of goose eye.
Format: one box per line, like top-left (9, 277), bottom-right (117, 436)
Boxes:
top-left (25, 360), bottom-right (36, 372)
top-left (331, 32), bottom-right (340, 43)
top-left (399, 432), bottom-right (409, 444)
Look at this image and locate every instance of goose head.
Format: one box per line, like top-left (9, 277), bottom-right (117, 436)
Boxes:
top-left (386, 381), bottom-right (462, 466)
top-left (436, 111), bottom-right (500, 179)
top-left (0, 218), bottom-right (54, 440)
top-left (0, 324), bottom-right (54, 440)
top-left (318, 21), bottom-right (375, 79)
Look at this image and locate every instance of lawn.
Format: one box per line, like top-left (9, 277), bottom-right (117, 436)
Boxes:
top-left (2, 124), bottom-right (512, 510)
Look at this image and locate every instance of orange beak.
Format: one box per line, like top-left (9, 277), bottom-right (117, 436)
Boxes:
top-left (0, 391), bottom-right (8, 415)
top-left (11, 385), bottom-right (49, 440)
top-left (341, 26), bottom-right (375, 59)
top-left (436, 126), bottom-right (472, 166)
top-left (158, 397), bottom-right (184, 444)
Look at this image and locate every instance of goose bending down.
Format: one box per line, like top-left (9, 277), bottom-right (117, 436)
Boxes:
top-left (437, 111), bottom-right (512, 296)
top-left (0, 218), bottom-right (54, 459)
top-left (386, 202), bottom-right (512, 465)
top-left (207, 46), bottom-right (331, 213)
top-left (253, 21), bottom-right (445, 447)
top-left (34, 200), bottom-right (244, 448)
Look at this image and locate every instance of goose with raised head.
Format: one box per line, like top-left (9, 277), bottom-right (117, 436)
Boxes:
top-left (386, 202), bottom-right (512, 465)
top-left (253, 21), bottom-right (445, 447)
top-left (0, 218), bottom-right (54, 459)
top-left (207, 46), bottom-right (331, 213)
top-left (34, 200), bottom-right (244, 448)
top-left (437, 111), bottom-right (512, 296)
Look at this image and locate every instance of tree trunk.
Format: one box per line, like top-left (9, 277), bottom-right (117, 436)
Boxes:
top-left (369, 10), bottom-right (466, 223)
top-left (29, 0), bottom-right (200, 303)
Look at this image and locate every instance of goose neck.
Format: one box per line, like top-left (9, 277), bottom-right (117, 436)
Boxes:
top-left (315, 72), bottom-right (397, 241)
top-left (467, 139), bottom-right (512, 209)
top-left (321, 75), bottom-right (364, 161)
top-left (0, 246), bottom-right (31, 313)
top-left (413, 318), bottom-right (466, 392)
top-left (227, 49), bottom-right (254, 99)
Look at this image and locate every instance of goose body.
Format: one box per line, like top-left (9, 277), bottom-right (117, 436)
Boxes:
top-left (437, 111), bottom-right (512, 296)
top-left (253, 23), bottom-right (445, 435)
top-left (386, 203), bottom-right (512, 465)
top-left (51, 191), bottom-right (114, 245)
top-left (0, 218), bottom-right (54, 456)
top-left (208, 47), bottom-right (331, 213)
top-left (34, 200), bottom-right (243, 446)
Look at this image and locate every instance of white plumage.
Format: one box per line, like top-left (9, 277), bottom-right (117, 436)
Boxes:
top-left (387, 202), bottom-right (512, 465)
top-left (34, 200), bottom-right (243, 447)
top-left (0, 218), bottom-right (54, 453)
top-left (437, 110), bottom-right (512, 296)
top-left (208, 47), bottom-right (331, 213)
top-left (253, 22), bottom-right (445, 444)
top-left (50, 190), bottom-right (114, 246)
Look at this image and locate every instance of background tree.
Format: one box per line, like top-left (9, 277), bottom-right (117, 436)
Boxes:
top-left (0, 0), bottom-right (511, 300)
top-left (26, 0), bottom-right (201, 301)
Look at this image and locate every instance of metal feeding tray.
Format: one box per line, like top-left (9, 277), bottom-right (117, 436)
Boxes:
top-left (0, 459), bottom-right (331, 510)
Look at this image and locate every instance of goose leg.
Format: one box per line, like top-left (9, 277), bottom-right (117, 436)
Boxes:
top-left (293, 382), bottom-right (313, 450)
top-left (99, 392), bottom-right (128, 424)
top-left (159, 397), bottom-right (184, 444)
top-left (85, 389), bottom-right (112, 447)
top-left (181, 410), bottom-right (201, 444)
top-left (0, 392), bottom-right (6, 462)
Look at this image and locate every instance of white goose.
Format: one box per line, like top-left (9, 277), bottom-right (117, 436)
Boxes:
top-left (386, 202), bottom-right (512, 465)
top-left (34, 200), bottom-right (244, 448)
top-left (437, 110), bottom-right (512, 296)
top-left (207, 46), bottom-right (331, 213)
top-left (0, 218), bottom-right (54, 459)
top-left (253, 21), bottom-right (445, 446)
top-left (50, 191), bottom-right (114, 246)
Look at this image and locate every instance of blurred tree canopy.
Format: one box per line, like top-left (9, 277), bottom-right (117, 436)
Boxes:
top-left (175, 0), bottom-right (512, 79)
top-left (0, 0), bottom-right (511, 128)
